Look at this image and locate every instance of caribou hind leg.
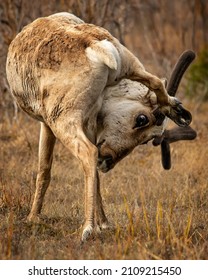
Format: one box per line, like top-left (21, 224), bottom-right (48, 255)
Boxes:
top-left (27, 122), bottom-right (56, 222)
top-left (129, 68), bottom-right (172, 106)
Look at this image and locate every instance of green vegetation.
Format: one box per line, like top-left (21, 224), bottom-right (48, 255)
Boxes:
top-left (186, 47), bottom-right (208, 100)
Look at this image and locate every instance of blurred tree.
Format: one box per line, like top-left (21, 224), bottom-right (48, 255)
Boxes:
top-left (0, 0), bottom-right (131, 119)
top-left (0, 0), bottom-right (207, 120)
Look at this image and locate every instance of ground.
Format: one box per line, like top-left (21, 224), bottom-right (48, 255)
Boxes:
top-left (0, 99), bottom-right (207, 260)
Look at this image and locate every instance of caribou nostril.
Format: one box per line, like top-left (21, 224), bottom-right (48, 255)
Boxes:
top-left (97, 155), bottom-right (113, 166)
top-left (97, 139), bottom-right (105, 149)
top-left (97, 155), bottom-right (114, 173)
top-left (97, 158), bottom-right (103, 165)
top-left (105, 155), bottom-right (113, 164)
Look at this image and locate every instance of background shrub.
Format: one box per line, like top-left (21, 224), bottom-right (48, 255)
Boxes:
top-left (186, 47), bottom-right (208, 100)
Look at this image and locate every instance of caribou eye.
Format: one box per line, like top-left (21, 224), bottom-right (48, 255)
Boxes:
top-left (135, 114), bottom-right (149, 128)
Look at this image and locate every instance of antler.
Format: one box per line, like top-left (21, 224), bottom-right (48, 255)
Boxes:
top-left (153, 50), bottom-right (197, 170)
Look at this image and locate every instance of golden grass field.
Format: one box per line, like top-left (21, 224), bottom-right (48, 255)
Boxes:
top-left (0, 96), bottom-right (207, 260)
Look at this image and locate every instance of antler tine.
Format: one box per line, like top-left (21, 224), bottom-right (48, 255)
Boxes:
top-left (161, 140), bottom-right (171, 170)
top-left (159, 126), bottom-right (197, 170)
top-left (167, 50), bottom-right (196, 97)
top-left (163, 126), bottom-right (197, 144)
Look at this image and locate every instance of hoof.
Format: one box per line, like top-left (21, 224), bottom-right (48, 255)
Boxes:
top-left (81, 224), bottom-right (93, 242)
top-left (169, 96), bottom-right (181, 107)
top-left (27, 213), bottom-right (41, 223)
top-left (168, 103), bottom-right (192, 127)
top-left (101, 221), bottom-right (111, 229)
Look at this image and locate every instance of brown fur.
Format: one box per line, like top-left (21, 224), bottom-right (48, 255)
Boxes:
top-left (10, 17), bottom-right (113, 73)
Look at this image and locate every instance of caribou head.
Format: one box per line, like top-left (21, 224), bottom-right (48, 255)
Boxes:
top-left (97, 50), bottom-right (197, 172)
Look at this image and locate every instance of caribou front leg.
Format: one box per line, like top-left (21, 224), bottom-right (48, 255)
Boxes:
top-left (81, 142), bottom-right (98, 241)
top-left (50, 116), bottom-right (99, 241)
top-left (95, 171), bottom-right (109, 230)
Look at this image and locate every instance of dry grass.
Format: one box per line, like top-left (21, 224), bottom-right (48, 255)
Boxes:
top-left (0, 101), bottom-right (207, 260)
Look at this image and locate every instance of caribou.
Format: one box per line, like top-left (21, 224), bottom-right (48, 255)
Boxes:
top-left (6, 12), bottom-right (196, 241)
